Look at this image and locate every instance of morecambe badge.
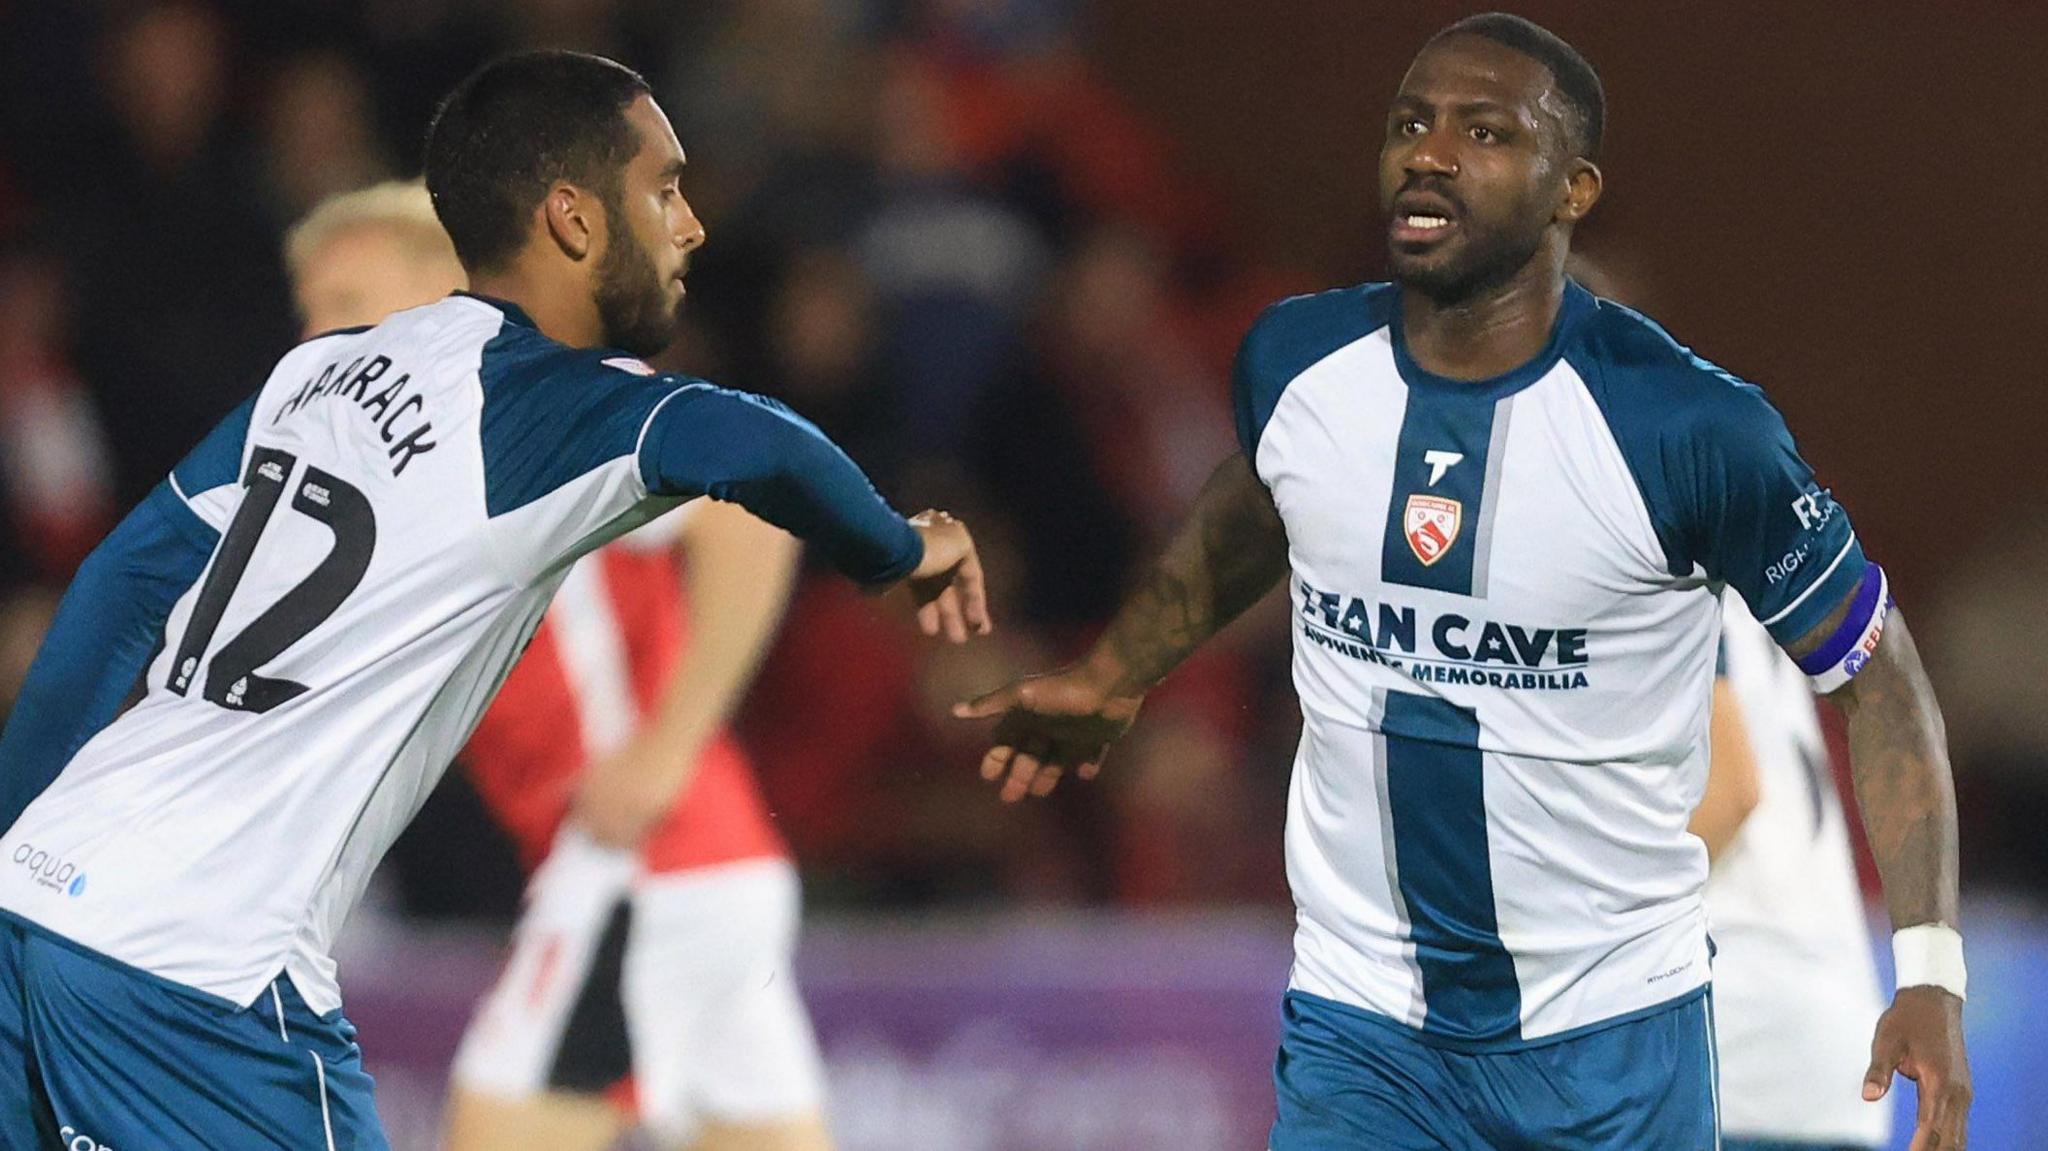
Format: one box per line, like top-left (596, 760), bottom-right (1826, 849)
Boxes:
top-left (1404, 494), bottom-right (1462, 566)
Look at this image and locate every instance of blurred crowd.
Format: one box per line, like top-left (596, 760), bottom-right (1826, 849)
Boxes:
top-left (0, 0), bottom-right (1317, 918)
top-left (5, 0), bottom-right (2044, 922)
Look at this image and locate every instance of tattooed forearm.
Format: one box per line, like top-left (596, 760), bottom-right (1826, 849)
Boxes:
top-left (1093, 454), bottom-right (1290, 693)
top-left (1827, 611), bottom-right (1961, 929)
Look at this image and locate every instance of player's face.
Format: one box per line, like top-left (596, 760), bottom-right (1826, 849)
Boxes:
top-left (294, 227), bottom-right (465, 338)
top-left (593, 95), bottom-right (706, 357)
top-left (1379, 36), bottom-right (1578, 302)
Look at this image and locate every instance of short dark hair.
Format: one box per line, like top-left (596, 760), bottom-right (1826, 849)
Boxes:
top-left (1428, 13), bottom-right (1604, 161)
top-left (423, 51), bottom-right (652, 273)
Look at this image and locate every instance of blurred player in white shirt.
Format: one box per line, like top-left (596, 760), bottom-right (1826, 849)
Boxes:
top-left (1702, 596), bottom-right (1891, 1151)
top-left (289, 181), bottom-right (834, 1151)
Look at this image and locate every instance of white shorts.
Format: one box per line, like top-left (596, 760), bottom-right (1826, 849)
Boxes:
top-left (451, 830), bottom-right (827, 1139)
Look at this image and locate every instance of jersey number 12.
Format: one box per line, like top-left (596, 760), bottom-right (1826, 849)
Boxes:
top-left (167, 446), bottom-right (377, 713)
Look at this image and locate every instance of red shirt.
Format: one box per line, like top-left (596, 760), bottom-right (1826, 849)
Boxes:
top-left (461, 518), bottom-right (787, 874)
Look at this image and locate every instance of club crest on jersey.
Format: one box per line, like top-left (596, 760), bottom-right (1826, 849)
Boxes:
top-left (1404, 494), bottom-right (1462, 566)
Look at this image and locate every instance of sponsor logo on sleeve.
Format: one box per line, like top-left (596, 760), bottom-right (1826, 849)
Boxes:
top-left (1790, 488), bottom-right (1837, 532)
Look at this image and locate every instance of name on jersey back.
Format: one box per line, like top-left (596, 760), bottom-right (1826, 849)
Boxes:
top-left (271, 353), bottom-right (438, 476)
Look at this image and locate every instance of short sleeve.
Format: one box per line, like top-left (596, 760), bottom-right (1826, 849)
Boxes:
top-left (1233, 284), bottom-right (1398, 467)
top-left (1680, 389), bottom-right (1865, 645)
top-left (169, 395), bottom-right (256, 531)
top-left (477, 340), bottom-right (683, 520)
top-left (1567, 300), bottom-right (1867, 649)
top-left (1232, 306), bottom-right (1285, 461)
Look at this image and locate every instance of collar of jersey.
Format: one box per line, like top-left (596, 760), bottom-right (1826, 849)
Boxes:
top-left (452, 290), bottom-right (540, 331)
top-left (1388, 278), bottom-right (1595, 402)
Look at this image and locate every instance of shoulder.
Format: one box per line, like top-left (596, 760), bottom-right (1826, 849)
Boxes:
top-left (1563, 292), bottom-right (1788, 455)
top-left (474, 315), bottom-right (685, 421)
top-left (1237, 281), bottom-right (1398, 387)
top-left (473, 323), bottom-right (692, 518)
top-left (1234, 282), bottom-right (1396, 458)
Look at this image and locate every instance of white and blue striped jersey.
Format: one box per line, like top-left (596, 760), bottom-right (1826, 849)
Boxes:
top-left (0, 293), bottom-right (918, 1014)
top-left (1235, 280), bottom-right (1866, 1047)
top-left (1710, 596), bottom-right (1888, 1146)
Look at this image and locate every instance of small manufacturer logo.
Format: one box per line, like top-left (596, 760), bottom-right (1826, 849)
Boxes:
top-left (1422, 449), bottom-right (1464, 487)
top-left (602, 356), bottom-right (657, 377)
top-left (11, 843), bottom-right (85, 896)
top-left (1404, 494), bottom-right (1463, 566)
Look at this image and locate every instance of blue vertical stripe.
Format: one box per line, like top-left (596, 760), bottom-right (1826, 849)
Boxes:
top-left (1380, 390), bottom-right (1504, 595)
top-left (1380, 690), bottom-right (1520, 1041)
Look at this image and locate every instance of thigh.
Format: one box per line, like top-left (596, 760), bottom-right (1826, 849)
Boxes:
top-left (441, 1085), bottom-right (627, 1151)
top-left (624, 861), bottom-right (823, 1137)
top-left (451, 838), bottom-right (638, 1102)
top-left (1468, 992), bottom-right (1717, 1151)
top-left (0, 923), bottom-right (60, 1146)
top-left (20, 935), bottom-right (388, 1151)
top-left (1269, 991), bottom-right (1480, 1151)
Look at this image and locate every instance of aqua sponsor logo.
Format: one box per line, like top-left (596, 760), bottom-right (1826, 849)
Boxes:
top-left (12, 843), bottom-right (86, 897)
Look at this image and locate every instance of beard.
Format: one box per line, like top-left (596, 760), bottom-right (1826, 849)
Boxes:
top-left (1391, 219), bottom-right (1546, 305)
top-left (593, 209), bottom-right (683, 357)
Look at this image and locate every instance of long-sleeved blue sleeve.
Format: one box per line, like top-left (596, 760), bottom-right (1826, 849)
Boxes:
top-left (0, 482), bottom-right (218, 831)
top-left (637, 383), bottom-right (922, 585)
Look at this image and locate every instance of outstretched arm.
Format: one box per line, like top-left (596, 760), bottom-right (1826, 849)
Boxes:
top-left (640, 382), bottom-right (989, 641)
top-left (955, 453), bottom-right (1288, 802)
top-left (1790, 599), bottom-right (1970, 1150)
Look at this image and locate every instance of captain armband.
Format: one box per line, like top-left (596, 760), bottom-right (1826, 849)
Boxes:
top-left (1793, 561), bottom-right (1892, 694)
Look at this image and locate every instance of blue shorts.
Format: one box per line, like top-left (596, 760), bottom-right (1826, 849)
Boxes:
top-left (0, 915), bottom-right (387, 1149)
top-left (1271, 988), bottom-right (1719, 1151)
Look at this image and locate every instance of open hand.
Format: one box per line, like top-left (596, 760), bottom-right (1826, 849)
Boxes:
top-left (1864, 985), bottom-right (1972, 1150)
top-left (953, 663), bottom-right (1144, 802)
top-left (905, 509), bottom-right (992, 643)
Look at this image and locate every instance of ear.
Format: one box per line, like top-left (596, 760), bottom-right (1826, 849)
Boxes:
top-left (542, 182), bottom-right (599, 261)
top-left (1557, 159), bottom-right (1603, 226)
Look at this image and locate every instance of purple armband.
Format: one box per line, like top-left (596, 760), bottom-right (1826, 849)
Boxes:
top-left (1793, 562), bottom-right (1891, 693)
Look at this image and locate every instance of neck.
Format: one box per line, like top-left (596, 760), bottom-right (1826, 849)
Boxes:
top-left (1400, 244), bottom-right (1568, 381)
top-left (466, 259), bottom-right (605, 349)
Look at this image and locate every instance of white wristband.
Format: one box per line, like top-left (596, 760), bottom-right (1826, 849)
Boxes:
top-left (1892, 924), bottom-right (1967, 1001)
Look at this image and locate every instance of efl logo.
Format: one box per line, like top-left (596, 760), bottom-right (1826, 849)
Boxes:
top-left (1404, 494), bottom-right (1462, 566)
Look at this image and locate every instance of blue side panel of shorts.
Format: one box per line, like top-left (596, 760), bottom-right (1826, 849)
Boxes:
top-left (0, 914), bottom-right (388, 1149)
